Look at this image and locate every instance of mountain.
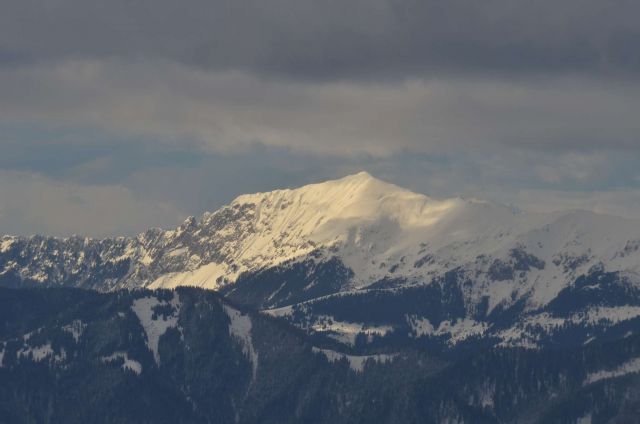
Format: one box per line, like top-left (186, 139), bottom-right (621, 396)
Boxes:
top-left (3, 172), bottom-right (640, 352)
top-left (3, 286), bottom-right (640, 424)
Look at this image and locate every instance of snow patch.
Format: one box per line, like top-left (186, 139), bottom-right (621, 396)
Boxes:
top-left (101, 351), bottom-right (143, 375)
top-left (149, 262), bottom-right (229, 290)
top-left (406, 315), bottom-right (488, 345)
top-left (131, 292), bottom-right (182, 364)
top-left (497, 307), bottom-right (640, 349)
top-left (0, 237), bottom-right (15, 253)
top-left (585, 357), bottom-right (640, 385)
top-left (63, 320), bottom-right (87, 343)
top-left (223, 304), bottom-right (258, 379)
top-left (139, 251), bottom-right (154, 266)
top-left (310, 315), bottom-right (393, 345)
top-left (406, 315), bottom-right (435, 337)
top-left (577, 306), bottom-right (640, 325)
top-left (17, 343), bottom-right (66, 363)
top-left (312, 347), bottom-right (397, 372)
top-left (262, 305), bottom-right (293, 318)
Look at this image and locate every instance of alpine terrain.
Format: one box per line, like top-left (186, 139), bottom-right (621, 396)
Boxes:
top-left (3, 173), bottom-right (640, 422)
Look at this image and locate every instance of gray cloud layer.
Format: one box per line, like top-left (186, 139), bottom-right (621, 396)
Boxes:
top-left (2, 0), bottom-right (640, 79)
top-left (1, 0), bottom-right (640, 235)
top-left (2, 61), bottom-right (639, 155)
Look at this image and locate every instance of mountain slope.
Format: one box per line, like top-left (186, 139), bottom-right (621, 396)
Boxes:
top-left (4, 172), bottom-right (640, 294)
top-left (3, 287), bottom-right (640, 424)
top-left (3, 172), bottom-right (640, 351)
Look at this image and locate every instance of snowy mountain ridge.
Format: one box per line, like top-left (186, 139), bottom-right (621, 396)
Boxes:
top-left (150, 171), bottom-right (522, 290)
top-left (3, 172), bottom-right (640, 298)
top-left (3, 172), bottom-right (640, 350)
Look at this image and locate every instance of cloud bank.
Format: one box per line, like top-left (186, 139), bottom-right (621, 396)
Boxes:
top-left (1, 0), bottom-right (639, 235)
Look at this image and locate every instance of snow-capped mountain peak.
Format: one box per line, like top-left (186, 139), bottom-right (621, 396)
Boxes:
top-left (151, 171), bottom-right (445, 288)
top-left (156, 172), bottom-right (519, 290)
top-left (3, 172), bottom-right (640, 316)
top-left (4, 172), bottom-right (640, 352)
top-left (232, 171), bottom-right (430, 227)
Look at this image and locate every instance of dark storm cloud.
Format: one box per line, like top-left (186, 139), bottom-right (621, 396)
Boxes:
top-left (2, 0), bottom-right (640, 79)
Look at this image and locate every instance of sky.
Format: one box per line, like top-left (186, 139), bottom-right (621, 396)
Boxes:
top-left (1, 0), bottom-right (640, 237)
